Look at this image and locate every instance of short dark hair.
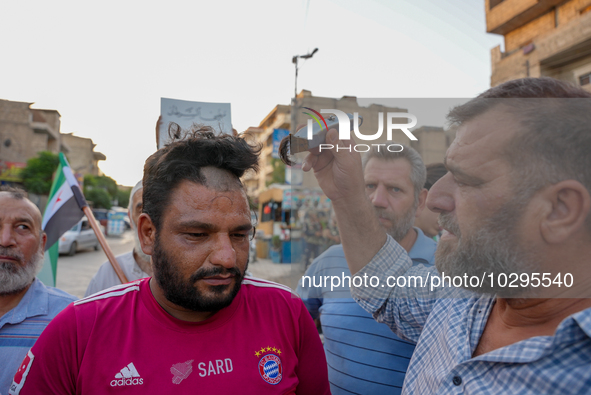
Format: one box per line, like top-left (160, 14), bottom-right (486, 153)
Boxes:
top-left (447, 77), bottom-right (591, 228)
top-left (142, 125), bottom-right (261, 230)
top-left (0, 185), bottom-right (28, 199)
top-left (424, 163), bottom-right (447, 190)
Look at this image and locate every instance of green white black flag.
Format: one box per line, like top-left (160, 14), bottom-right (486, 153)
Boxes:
top-left (38, 153), bottom-right (87, 286)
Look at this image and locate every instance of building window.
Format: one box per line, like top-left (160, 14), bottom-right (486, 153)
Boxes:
top-left (580, 72), bottom-right (591, 86)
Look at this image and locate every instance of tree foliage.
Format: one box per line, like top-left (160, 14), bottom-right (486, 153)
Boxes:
top-left (20, 151), bottom-right (60, 195)
top-left (85, 188), bottom-right (112, 209)
top-left (117, 189), bottom-right (130, 209)
top-left (95, 175), bottom-right (118, 198)
top-left (83, 174), bottom-right (128, 209)
top-left (83, 174), bottom-right (97, 188)
top-left (20, 153), bottom-right (126, 210)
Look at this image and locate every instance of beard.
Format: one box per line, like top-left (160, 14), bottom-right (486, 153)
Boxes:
top-left (133, 228), bottom-right (152, 263)
top-left (374, 206), bottom-right (416, 243)
top-left (0, 246), bottom-right (43, 295)
top-left (435, 196), bottom-right (538, 297)
top-left (151, 234), bottom-right (246, 312)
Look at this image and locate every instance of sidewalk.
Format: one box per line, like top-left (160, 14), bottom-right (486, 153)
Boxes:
top-left (247, 258), bottom-right (306, 291)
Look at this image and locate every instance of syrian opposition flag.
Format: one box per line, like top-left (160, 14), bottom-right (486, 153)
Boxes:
top-left (37, 153), bottom-right (88, 286)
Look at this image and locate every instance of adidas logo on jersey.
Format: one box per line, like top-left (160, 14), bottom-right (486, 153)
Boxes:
top-left (110, 363), bottom-right (144, 386)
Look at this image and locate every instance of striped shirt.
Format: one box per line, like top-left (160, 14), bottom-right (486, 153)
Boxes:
top-left (0, 278), bottom-right (76, 394)
top-left (351, 235), bottom-right (591, 394)
top-left (297, 228), bottom-right (436, 395)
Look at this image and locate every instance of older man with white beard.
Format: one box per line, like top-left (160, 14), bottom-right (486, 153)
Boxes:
top-left (85, 181), bottom-right (152, 296)
top-left (0, 186), bottom-right (77, 394)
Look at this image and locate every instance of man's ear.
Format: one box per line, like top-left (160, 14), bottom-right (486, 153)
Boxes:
top-left (40, 232), bottom-right (47, 252)
top-left (540, 180), bottom-right (591, 244)
top-left (415, 188), bottom-right (428, 218)
top-left (137, 213), bottom-right (156, 255)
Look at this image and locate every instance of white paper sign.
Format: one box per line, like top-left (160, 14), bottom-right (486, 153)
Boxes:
top-left (159, 98), bottom-right (232, 148)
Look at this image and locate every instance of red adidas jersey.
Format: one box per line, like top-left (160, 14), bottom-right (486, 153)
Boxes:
top-left (10, 278), bottom-right (329, 394)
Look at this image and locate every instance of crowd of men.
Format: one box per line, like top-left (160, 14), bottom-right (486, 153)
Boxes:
top-left (296, 77), bottom-right (591, 394)
top-left (0, 76), bottom-right (590, 394)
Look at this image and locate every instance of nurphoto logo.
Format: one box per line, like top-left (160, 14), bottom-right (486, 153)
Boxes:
top-left (303, 108), bottom-right (418, 153)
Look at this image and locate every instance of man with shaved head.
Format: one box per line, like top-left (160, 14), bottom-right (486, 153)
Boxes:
top-left (0, 186), bottom-right (76, 394)
top-left (12, 126), bottom-right (329, 394)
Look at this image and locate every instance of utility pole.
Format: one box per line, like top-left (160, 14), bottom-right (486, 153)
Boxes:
top-left (291, 48), bottom-right (318, 135)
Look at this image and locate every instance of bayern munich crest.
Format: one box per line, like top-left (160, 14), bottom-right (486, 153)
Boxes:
top-left (258, 354), bottom-right (283, 385)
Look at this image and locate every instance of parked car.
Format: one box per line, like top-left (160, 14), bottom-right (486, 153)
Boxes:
top-left (58, 217), bottom-right (102, 256)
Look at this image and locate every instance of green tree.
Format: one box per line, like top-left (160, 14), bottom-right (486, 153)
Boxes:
top-left (20, 151), bottom-right (60, 195)
top-left (94, 175), bottom-right (118, 199)
top-left (117, 188), bottom-right (131, 208)
top-left (83, 174), bottom-right (97, 189)
top-left (83, 174), bottom-right (130, 208)
top-left (85, 188), bottom-right (112, 209)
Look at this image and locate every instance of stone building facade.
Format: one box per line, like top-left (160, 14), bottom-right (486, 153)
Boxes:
top-left (60, 133), bottom-right (106, 177)
top-left (0, 98), bottom-right (105, 184)
top-left (241, 126), bottom-right (267, 197)
top-left (0, 99), bottom-right (62, 163)
top-left (487, 0), bottom-right (591, 91)
top-left (0, 99), bottom-right (63, 183)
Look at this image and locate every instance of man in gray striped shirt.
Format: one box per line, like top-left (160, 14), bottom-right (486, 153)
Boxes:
top-left (297, 145), bottom-right (436, 394)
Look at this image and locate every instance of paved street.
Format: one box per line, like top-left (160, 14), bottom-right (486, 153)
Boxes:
top-left (248, 257), bottom-right (305, 291)
top-left (55, 230), bottom-right (306, 298)
top-left (55, 231), bottom-right (135, 298)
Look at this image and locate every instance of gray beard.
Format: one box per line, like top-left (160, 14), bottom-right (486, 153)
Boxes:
top-left (375, 207), bottom-right (416, 243)
top-left (435, 197), bottom-right (538, 297)
top-left (0, 247), bottom-right (43, 295)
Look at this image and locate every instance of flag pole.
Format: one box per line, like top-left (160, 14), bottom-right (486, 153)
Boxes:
top-left (59, 153), bottom-right (129, 284)
top-left (82, 206), bottom-right (129, 284)
top-left (44, 153), bottom-right (129, 286)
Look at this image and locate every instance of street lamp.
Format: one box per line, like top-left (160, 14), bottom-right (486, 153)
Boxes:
top-left (291, 48), bottom-right (319, 134)
top-left (292, 48), bottom-right (318, 99)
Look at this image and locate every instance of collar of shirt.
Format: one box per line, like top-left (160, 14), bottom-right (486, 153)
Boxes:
top-left (408, 227), bottom-right (437, 266)
top-left (0, 278), bottom-right (48, 328)
top-left (467, 295), bottom-right (591, 364)
top-left (405, 295), bottom-right (591, 394)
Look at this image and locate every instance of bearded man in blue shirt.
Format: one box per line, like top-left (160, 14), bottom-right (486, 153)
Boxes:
top-left (296, 77), bottom-right (591, 394)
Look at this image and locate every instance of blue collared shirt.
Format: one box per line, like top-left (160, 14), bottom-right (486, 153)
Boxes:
top-left (352, 236), bottom-right (591, 394)
top-left (297, 228), bottom-right (437, 394)
top-left (0, 278), bottom-right (76, 395)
